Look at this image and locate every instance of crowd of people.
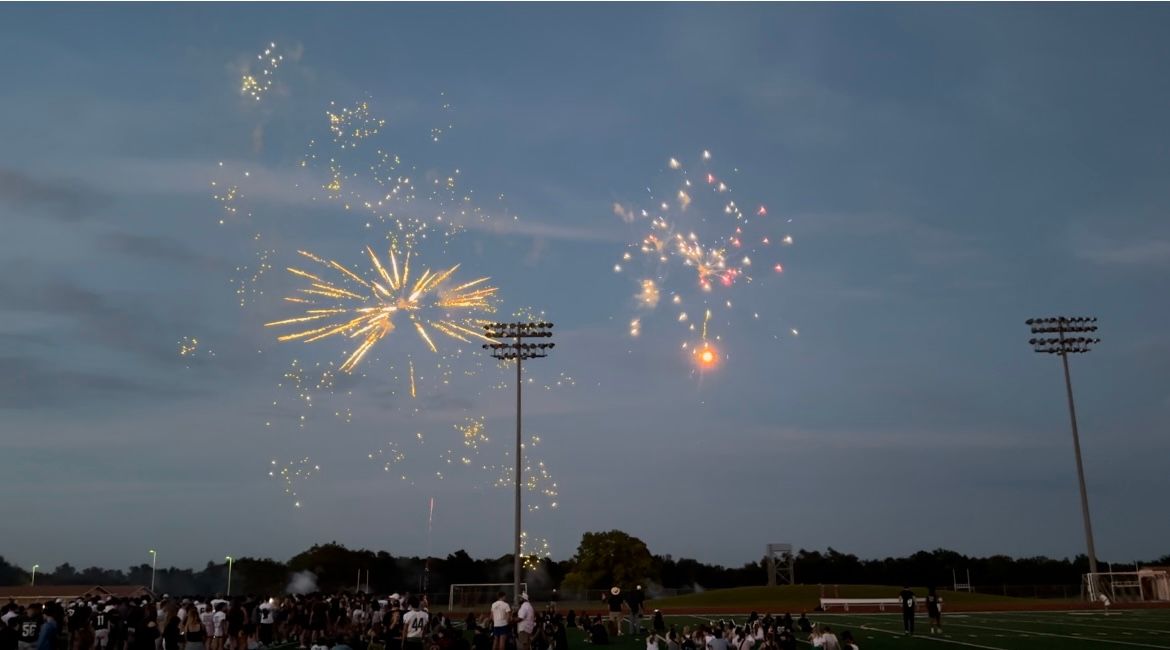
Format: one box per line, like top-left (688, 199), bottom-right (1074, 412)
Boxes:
top-left (0, 583), bottom-right (950, 650)
top-left (569, 607), bottom-right (861, 650)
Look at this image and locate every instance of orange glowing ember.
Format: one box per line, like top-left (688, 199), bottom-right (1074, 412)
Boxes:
top-left (695, 345), bottom-right (718, 368)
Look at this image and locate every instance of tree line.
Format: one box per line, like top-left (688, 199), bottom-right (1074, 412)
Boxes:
top-left (2, 531), bottom-right (1164, 597)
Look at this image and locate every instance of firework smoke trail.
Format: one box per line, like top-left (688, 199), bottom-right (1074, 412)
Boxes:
top-left (265, 245), bottom-right (498, 373)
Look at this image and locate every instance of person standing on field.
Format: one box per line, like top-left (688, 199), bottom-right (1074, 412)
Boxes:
top-left (489, 592), bottom-right (511, 650)
top-left (627, 587), bottom-right (645, 636)
top-left (604, 588), bottom-right (624, 638)
top-left (926, 586), bottom-right (942, 635)
top-left (401, 597), bottom-right (428, 650)
top-left (898, 587), bottom-right (915, 636)
top-left (515, 595), bottom-right (534, 650)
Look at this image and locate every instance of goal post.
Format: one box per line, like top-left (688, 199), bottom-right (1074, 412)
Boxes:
top-left (1082, 570), bottom-right (1170, 603)
top-left (448, 583), bottom-right (528, 612)
top-left (766, 543), bottom-right (794, 587)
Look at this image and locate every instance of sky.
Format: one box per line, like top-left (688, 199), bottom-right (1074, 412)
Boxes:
top-left (2, 4), bottom-right (1169, 575)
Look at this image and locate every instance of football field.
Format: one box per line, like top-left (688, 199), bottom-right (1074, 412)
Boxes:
top-left (605, 609), bottom-right (1170, 650)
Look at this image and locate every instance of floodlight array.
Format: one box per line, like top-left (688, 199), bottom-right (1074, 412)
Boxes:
top-left (1025, 317), bottom-right (1100, 355)
top-left (483, 321), bottom-right (555, 360)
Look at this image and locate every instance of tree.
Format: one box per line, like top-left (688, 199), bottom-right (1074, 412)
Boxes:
top-left (0, 556), bottom-right (29, 587)
top-left (562, 530), bottom-right (654, 591)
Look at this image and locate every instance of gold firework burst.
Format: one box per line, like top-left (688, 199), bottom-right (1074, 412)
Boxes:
top-left (266, 246), bottom-right (497, 372)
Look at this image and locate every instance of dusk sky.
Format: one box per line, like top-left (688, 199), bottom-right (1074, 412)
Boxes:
top-left (2, 4), bottom-right (1169, 574)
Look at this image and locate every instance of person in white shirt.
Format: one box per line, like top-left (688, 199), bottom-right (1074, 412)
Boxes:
top-left (200, 606), bottom-right (216, 650)
top-left (211, 603), bottom-right (228, 650)
top-left (516, 595), bottom-right (535, 650)
top-left (489, 591), bottom-right (512, 650)
top-left (646, 632), bottom-right (664, 650)
top-left (734, 630), bottom-right (755, 650)
top-left (401, 597), bottom-right (429, 650)
top-left (809, 625), bottom-right (840, 650)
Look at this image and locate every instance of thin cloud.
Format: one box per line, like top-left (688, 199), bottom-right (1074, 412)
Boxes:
top-left (0, 167), bottom-right (112, 221)
top-left (100, 231), bottom-right (221, 268)
top-left (0, 356), bottom-right (187, 409)
top-left (1077, 238), bottom-right (1170, 267)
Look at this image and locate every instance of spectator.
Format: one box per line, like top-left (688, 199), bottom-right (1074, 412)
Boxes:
top-left (515, 595), bottom-right (534, 650)
top-left (626, 587), bottom-right (645, 636)
top-left (898, 587), bottom-right (915, 636)
top-left (808, 625), bottom-right (838, 650)
top-left (3, 618), bottom-right (20, 650)
top-left (35, 609), bottom-right (58, 650)
top-left (488, 593), bottom-right (510, 650)
top-left (603, 590), bottom-right (623, 638)
top-left (926, 587), bottom-right (941, 635)
top-left (795, 615), bottom-right (810, 636)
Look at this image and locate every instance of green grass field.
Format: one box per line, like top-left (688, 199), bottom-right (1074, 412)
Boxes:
top-left (564, 610), bottom-right (1170, 650)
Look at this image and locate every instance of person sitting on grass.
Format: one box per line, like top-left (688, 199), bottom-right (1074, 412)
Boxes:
top-left (588, 617), bottom-right (608, 646)
top-left (776, 628), bottom-right (796, 650)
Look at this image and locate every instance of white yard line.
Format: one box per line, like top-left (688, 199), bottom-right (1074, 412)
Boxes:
top-left (979, 612), bottom-right (1170, 634)
top-left (854, 623), bottom-right (1011, 650)
top-left (922, 620), bottom-right (1170, 649)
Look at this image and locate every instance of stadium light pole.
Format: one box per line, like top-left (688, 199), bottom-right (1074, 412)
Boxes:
top-left (149, 549), bottom-right (157, 593)
top-left (483, 320), bottom-right (555, 605)
top-left (225, 556), bottom-right (234, 596)
top-left (1026, 316), bottom-right (1102, 593)
top-left (30, 564), bottom-right (39, 587)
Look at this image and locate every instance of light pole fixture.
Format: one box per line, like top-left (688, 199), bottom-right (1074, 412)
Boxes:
top-left (1026, 316), bottom-right (1102, 596)
top-left (483, 320), bottom-right (555, 605)
top-left (30, 564), bottom-right (39, 587)
top-left (225, 556), bottom-right (234, 596)
top-left (149, 549), bottom-right (157, 593)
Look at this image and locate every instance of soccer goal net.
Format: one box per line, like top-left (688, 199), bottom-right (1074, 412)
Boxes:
top-left (1083, 571), bottom-right (1170, 603)
top-left (448, 583), bottom-right (529, 611)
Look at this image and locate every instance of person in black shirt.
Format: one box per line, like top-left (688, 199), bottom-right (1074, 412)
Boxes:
top-left (652, 611), bottom-right (665, 635)
top-left (603, 589), bottom-right (623, 638)
top-left (626, 587), bottom-right (645, 636)
top-left (17, 605), bottom-right (44, 650)
top-left (774, 628), bottom-right (795, 650)
top-left (795, 614), bottom-right (810, 636)
top-left (588, 618), bottom-right (608, 646)
top-left (2, 617), bottom-right (19, 650)
top-left (899, 587), bottom-right (916, 635)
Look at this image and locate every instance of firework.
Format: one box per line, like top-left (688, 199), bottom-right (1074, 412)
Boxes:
top-left (614, 151), bottom-right (798, 359)
top-left (520, 532), bottom-right (552, 570)
top-left (240, 42), bottom-right (284, 102)
top-left (369, 441), bottom-right (410, 483)
top-left (269, 457), bottom-right (319, 508)
top-left (266, 245), bottom-right (498, 373)
top-left (298, 97), bottom-right (495, 246)
top-left (326, 100), bottom-right (386, 150)
top-left (231, 235), bottom-right (274, 308)
top-left (178, 336), bottom-right (200, 357)
top-left (495, 436), bottom-right (559, 512)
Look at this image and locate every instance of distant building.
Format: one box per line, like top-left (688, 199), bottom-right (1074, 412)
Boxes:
top-left (0, 585), bottom-right (154, 606)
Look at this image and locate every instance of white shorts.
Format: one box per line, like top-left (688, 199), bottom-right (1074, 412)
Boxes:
top-left (95, 629), bottom-right (110, 648)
